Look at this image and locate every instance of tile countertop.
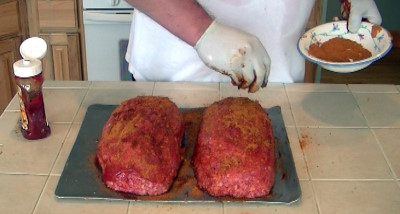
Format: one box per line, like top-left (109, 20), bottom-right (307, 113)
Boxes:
top-left (1, 81), bottom-right (400, 214)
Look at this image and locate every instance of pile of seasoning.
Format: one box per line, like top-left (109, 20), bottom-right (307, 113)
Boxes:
top-left (308, 37), bottom-right (372, 62)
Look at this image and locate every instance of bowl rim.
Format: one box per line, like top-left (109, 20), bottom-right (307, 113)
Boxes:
top-left (297, 21), bottom-right (393, 68)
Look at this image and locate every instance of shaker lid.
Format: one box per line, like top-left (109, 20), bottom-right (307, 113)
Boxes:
top-left (13, 59), bottom-right (42, 78)
top-left (20, 37), bottom-right (47, 60)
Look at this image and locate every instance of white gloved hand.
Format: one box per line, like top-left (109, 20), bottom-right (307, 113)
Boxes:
top-left (348, 0), bottom-right (382, 33)
top-left (195, 21), bottom-right (270, 93)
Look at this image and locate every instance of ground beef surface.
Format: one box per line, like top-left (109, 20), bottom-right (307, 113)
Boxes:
top-left (193, 97), bottom-right (275, 198)
top-left (97, 96), bottom-right (184, 196)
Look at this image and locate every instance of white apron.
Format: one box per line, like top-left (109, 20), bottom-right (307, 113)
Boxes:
top-left (126, 0), bottom-right (316, 83)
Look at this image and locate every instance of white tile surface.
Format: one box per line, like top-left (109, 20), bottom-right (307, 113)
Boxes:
top-left (224, 181), bottom-right (318, 214)
top-left (34, 176), bottom-right (129, 214)
top-left (3, 94), bottom-right (19, 111)
top-left (373, 129), bottom-right (400, 179)
top-left (354, 93), bottom-right (400, 128)
top-left (129, 202), bottom-right (223, 214)
top-left (286, 127), bottom-right (309, 180)
top-left (285, 83), bottom-right (349, 92)
top-left (90, 81), bottom-right (154, 89)
top-left (2, 82), bottom-right (400, 213)
top-left (75, 86), bottom-right (154, 123)
top-left (314, 181), bottom-right (400, 214)
top-left (220, 82), bottom-right (284, 97)
top-left (221, 82), bottom-right (285, 93)
top-left (221, 82), bottom-right (295, 126)
top-left (298, 128), bottom-right (393, 179)
top-left (348, 84), bottom-right (399, 93)
top-left (51, 123), bottom-right (82, 176)
top-left (287, 91), bottom-right (368, 127)
top-left (0, 111), bottom-right (69, 174)
top-left (44, 89), bottom-right (87, 123)
top-left (153, 82), bottom-right (220, 108)
top-left (44, 80), bottom-right (91, 88)
top-left (0, 174), bottom-right (47, 214)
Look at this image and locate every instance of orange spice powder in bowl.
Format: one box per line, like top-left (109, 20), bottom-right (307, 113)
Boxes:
top-left (308, 37), bottom-right (372, 62)
top-left (298, 21), bottom-right (392, 73)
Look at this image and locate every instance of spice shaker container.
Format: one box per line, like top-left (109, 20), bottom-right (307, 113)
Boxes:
top-left (13, 37), bottom-right (51, 140)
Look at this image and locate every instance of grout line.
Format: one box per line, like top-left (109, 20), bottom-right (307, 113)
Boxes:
top-left (311, 178), bottom-right (395, 182)
top-left (126, 201), bottom-right (131, 214)
top-left (350, 88), bottom-right (399, 180)
top-left (4, 109), bottom-right (20, 113)
top-left (152, 82), bottom-right (156, 96)
top-left (0, 172), bottom-right (48, 176)
top-left (43, 86), bottom-right (90, 89)
top-left (313, 178), bottom-right (397, 182)
top-left (31, 118), bottom-right (77, 212)
top-left (30, 175), bottom-right (54, 214)
top-left (219, 83), bottom-right (222, 100)
top-left (348, 87), bottom-right (372, 129)
top-left (72, 86), bottom-right (91, 122)
top-left (370, 129), bottom-right (399, 180)
top-left (30, 86), bottom-right (92, 213)
top-left (284, 84), bottom-right (321, 214)
top-left (50, 121), bottom-right (73, 125)
top-left (293, 125), bottom-right (370, 129)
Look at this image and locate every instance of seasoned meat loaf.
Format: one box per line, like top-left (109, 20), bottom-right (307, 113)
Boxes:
top-left (97, 96), bottom-right (184, 196)
top-left (193, 97), bottom-right (275, 198)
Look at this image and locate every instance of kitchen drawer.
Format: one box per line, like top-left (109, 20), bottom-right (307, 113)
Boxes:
top-left (0, 1), bottom-right (20, 37)
top-left (38, 0), bottom-right (77, 30)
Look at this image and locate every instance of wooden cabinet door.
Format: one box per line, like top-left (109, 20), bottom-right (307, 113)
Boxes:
top-left (0, 0), bottom-right (20, 37)
top-left (0, 37), bottom-right (20, 113)
top-left (0, 0), bottom-right (28, 38)
top-left (40, 33), bottom-right (82, 81)
top-left (304, 0), bottom-right (324, 83)
top-left (37, 0), bottom-right (77, 32)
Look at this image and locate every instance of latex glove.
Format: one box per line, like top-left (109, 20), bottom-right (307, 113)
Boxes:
top-left (348, 0), bottom-right (382, 33)
top-left (195, 21), bottom-right (270, 93)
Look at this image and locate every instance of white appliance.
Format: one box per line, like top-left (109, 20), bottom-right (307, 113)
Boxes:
top-left (83, 0), bottom-right (134, 81)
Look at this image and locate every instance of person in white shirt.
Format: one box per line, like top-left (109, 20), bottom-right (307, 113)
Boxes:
top-left (125, 0), bottom-right (382, 92)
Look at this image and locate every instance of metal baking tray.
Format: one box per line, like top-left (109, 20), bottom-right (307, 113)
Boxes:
top-left (55, 104), bottom-right (301, 204)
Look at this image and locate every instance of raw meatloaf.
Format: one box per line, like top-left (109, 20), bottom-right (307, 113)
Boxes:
top-left (193, 97), bottom-right (275, 198)
top-left (97, 96), bottom-right (185, 196)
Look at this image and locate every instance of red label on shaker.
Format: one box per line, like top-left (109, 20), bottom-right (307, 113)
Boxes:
top-left (14, 59), bottom-right (51, 140)
top-left (15, 73), bottom-right (51, 140)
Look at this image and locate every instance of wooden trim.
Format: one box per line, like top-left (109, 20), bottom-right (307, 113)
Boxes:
top-left (307, 0), bottom-right (324, 29)
top-left (17, 0), bottom-right (28, 40)
top-left (26, 0), bottom-right (40, 36)
top-left (53, 45), bottom-right (70, 80)
top-left (77, 0), bottom-right (87, 80)
top-left (304, 0), bottom-right (324, 82)
top-left (391, 31), bottom-right (400, 48)
top-left (304, 61), bottom-right (318, 83)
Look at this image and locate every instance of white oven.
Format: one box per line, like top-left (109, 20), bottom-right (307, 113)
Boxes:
top-left (83, 0), bottom-right (133, 81)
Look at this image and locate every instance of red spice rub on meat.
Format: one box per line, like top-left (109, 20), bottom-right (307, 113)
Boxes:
top-left (97, 96), bottom-right (184, 196)
top-left (193, 97), bottom-right (275, 198)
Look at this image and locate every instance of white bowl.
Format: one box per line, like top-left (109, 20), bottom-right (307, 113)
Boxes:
top-left (297, 21), bottom-right (392, 73)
